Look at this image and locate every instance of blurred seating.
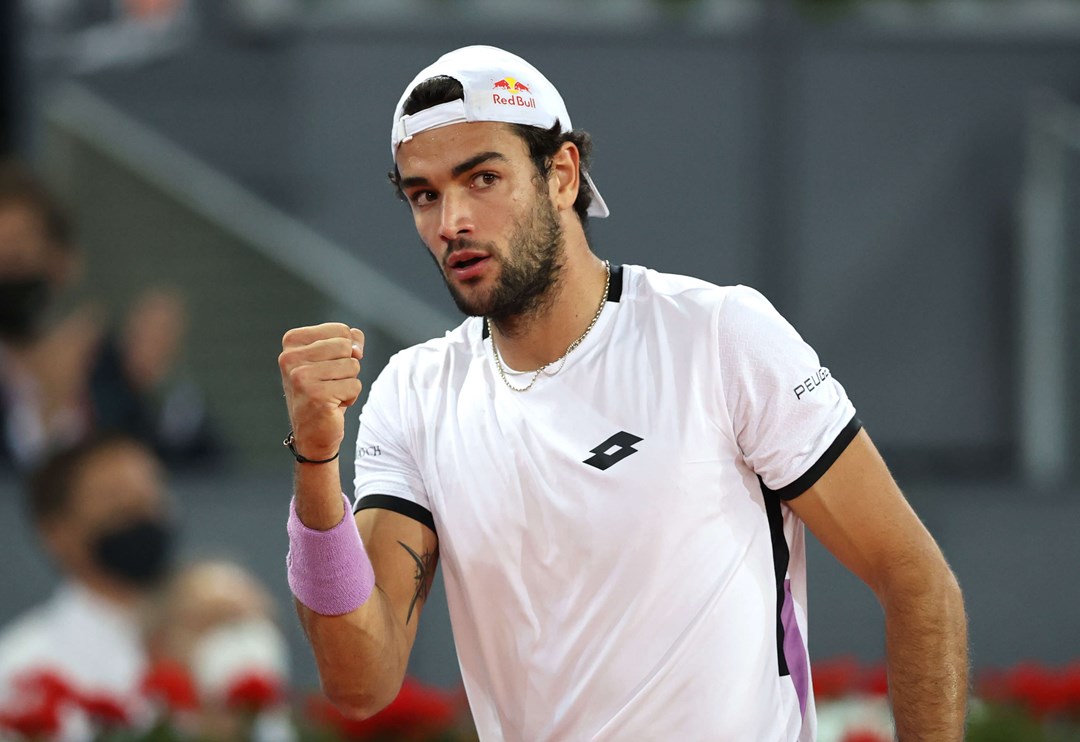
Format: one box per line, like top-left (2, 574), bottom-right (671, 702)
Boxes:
top-left (0, 159), bottom-right (223, 472)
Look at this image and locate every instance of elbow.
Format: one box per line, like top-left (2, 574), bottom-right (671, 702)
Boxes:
top-left (325, 696), bottom-right (381, 721)
top-left (876, 551), bottom-right (965, 615)
top-left (323, 680), bottom-right (401, 720)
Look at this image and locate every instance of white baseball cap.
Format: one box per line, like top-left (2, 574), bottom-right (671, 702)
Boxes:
top-left (391, 45), bottom-right (610, 218)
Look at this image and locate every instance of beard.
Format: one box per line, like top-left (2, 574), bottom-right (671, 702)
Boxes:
top-left (435, 190), bottom-right (565, 324)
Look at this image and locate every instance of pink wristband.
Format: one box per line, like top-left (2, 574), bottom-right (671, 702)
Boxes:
top-left (286, 493), bottom-right (375, 616)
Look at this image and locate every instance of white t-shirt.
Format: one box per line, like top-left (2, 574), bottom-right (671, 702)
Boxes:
top-left (0, 581), bottom-right (148, 740)
top-left (354, 265), bottom-right (858, 741)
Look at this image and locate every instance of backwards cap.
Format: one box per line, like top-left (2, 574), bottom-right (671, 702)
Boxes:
top-left (391, 45), bottom-right (609, 218)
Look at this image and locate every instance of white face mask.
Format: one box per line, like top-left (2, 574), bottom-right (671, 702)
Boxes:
top-left (190, 619), bottom-right (290, 702)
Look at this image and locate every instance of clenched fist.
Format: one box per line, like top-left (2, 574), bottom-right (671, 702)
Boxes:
top-left (279, 323), bottom-right (365, 462)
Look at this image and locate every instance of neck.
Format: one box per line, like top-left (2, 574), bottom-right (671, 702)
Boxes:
top-left (75, 572), bottom-right (144, 610)
top-left (489, 251), bottom-right (609, 372)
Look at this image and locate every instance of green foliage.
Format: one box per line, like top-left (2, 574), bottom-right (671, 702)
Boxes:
top-left (967, 704), bottom-right (1053, 742)
top-left (966, 702), bottom-right (1080, 742)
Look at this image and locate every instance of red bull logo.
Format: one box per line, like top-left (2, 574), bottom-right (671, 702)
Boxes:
top-left (492, 77), bottom-right (536, 108)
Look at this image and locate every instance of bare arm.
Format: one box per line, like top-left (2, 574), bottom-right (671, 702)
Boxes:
top-left (787, 430), bottom-right (968, 740)
top-left (295, 490), bottom-right (438, 717)
top-left (279, 323), bottom-right (439, 717)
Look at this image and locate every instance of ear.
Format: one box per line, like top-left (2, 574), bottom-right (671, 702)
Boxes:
top-left (548, 141), bottom-right (580, 214)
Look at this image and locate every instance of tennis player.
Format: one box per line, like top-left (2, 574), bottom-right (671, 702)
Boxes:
top-left (278, 45), bottom-right (967, 741)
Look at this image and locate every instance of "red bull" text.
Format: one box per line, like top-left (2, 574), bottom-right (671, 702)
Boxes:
top-left (492, 94), bottom-right (537, 108)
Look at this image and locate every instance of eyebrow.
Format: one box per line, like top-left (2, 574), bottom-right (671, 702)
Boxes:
top-left (399, 151), bottom-right (507, 190)
top-left (452, 151), bottom-right (506, 177)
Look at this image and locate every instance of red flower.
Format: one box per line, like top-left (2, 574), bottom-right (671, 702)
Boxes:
top-left (993, 662), bottom-right (1068, 718)
top-left (77, 692), bottom-right (130, 726)
top-left (0, 669), bottom-right (71, 738)
top-left (13, 669), bottom-right (76, 705)
top-left (1061, 661), bottom-right (1080, 711)
top-left (0, 673), bottom-right (71, 742)
top-left (841, 730), bottom-right (890, 742)
top-left (860, 663), bottom-right (889, 697)
top-left (307, 678), bottom-right (457, 739)
top-left (225, 673), bottom-right (284, 712)
top-left (0, 701), bottom-right (62, 739)
top-left (1, 669), bottom-right (132, 734)
top-left (141, 660), bottom-right (200, 711)
top-left (373, 678), bottom-right (456, 732)
top-left (812, 656), bottom-right (861, 700)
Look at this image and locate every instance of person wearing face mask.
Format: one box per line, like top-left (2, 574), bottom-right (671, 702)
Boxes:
top-left (0, 159), bottom-right (101, 468)
top-left (0, 433), bottom-right (176, 722)
top-left (0, 160), bottom-right (222, 471)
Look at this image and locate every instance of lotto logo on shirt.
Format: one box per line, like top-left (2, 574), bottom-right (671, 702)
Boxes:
top-left (492, 77), bottom-right (536, 108)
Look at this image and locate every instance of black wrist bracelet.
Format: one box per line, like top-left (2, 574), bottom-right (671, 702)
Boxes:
top-left (283, 431), bottom-right (340, 464)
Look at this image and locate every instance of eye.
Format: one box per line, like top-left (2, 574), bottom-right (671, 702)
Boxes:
top-left (472, 172), bottom-right (499, 189)
top-left (409, 190), bottom-right (437, 207)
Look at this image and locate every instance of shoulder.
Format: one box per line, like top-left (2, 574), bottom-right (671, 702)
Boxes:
top-left (622, 263), bottom-right (726, 300)
top-left (620, 265), bottom-right (774, 326)
top-left (373, 317), bottom-right (481, 393)
top-left (0, 602), bottom-right (57, 686)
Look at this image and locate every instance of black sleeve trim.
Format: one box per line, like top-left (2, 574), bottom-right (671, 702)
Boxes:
top-left (764, 415), bottom-right (863, 501)
top-left (354, 494), bottom-right (437, 535)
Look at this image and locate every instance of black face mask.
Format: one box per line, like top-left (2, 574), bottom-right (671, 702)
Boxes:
top-left (0, 277), bottom-right (51, 342)
top-left (91, 518), bottom-right (174, 588)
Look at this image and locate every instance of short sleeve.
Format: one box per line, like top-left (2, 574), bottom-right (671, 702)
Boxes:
top-left (718, 286), bottom-right (860, 499)
top-left (352, 354), bottom-right (435, 532)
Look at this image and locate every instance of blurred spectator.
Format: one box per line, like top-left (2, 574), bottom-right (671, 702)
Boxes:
top-left (143, 559), bottom-right (292, 741)
top-left (25, 0), bottom-right (195, 74)
top-left (0, 160), bottom-right (222, 471)
top-left (0, 434), bottom-right (175, 730)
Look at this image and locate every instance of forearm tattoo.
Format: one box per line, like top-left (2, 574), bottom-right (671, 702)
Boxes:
top-left (398, 540), bottom-right (438, 625)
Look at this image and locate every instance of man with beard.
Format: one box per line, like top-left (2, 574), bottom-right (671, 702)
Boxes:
top-left (279, 46), bottom-right (967, 741)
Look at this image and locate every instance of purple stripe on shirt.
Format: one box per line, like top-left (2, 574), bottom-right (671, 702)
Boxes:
top-left (781, 578), bottom-right (810, 718)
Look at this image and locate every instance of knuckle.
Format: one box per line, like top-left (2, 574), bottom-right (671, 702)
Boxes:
top-left (287, 365), bottom-right (308, 388)
top-left (282, 327), bottom-right (304, 347)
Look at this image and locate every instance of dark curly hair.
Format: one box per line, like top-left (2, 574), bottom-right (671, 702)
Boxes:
top-left (389, 76), bottom-right (596, 225)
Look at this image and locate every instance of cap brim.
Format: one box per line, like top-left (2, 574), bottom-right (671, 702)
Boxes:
top-left (584, 172), bottom-right (609, 218)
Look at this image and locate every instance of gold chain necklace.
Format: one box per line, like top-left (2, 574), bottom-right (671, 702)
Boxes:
top-left (488, 260), bottom-right (611, 393)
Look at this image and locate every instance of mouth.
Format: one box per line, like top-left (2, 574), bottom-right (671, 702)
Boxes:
top-left (446, 250), bottom-right (492, 280)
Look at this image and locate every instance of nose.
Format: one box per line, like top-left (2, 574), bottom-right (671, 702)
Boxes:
top-left (436, 189), bottom-right (475, 244)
